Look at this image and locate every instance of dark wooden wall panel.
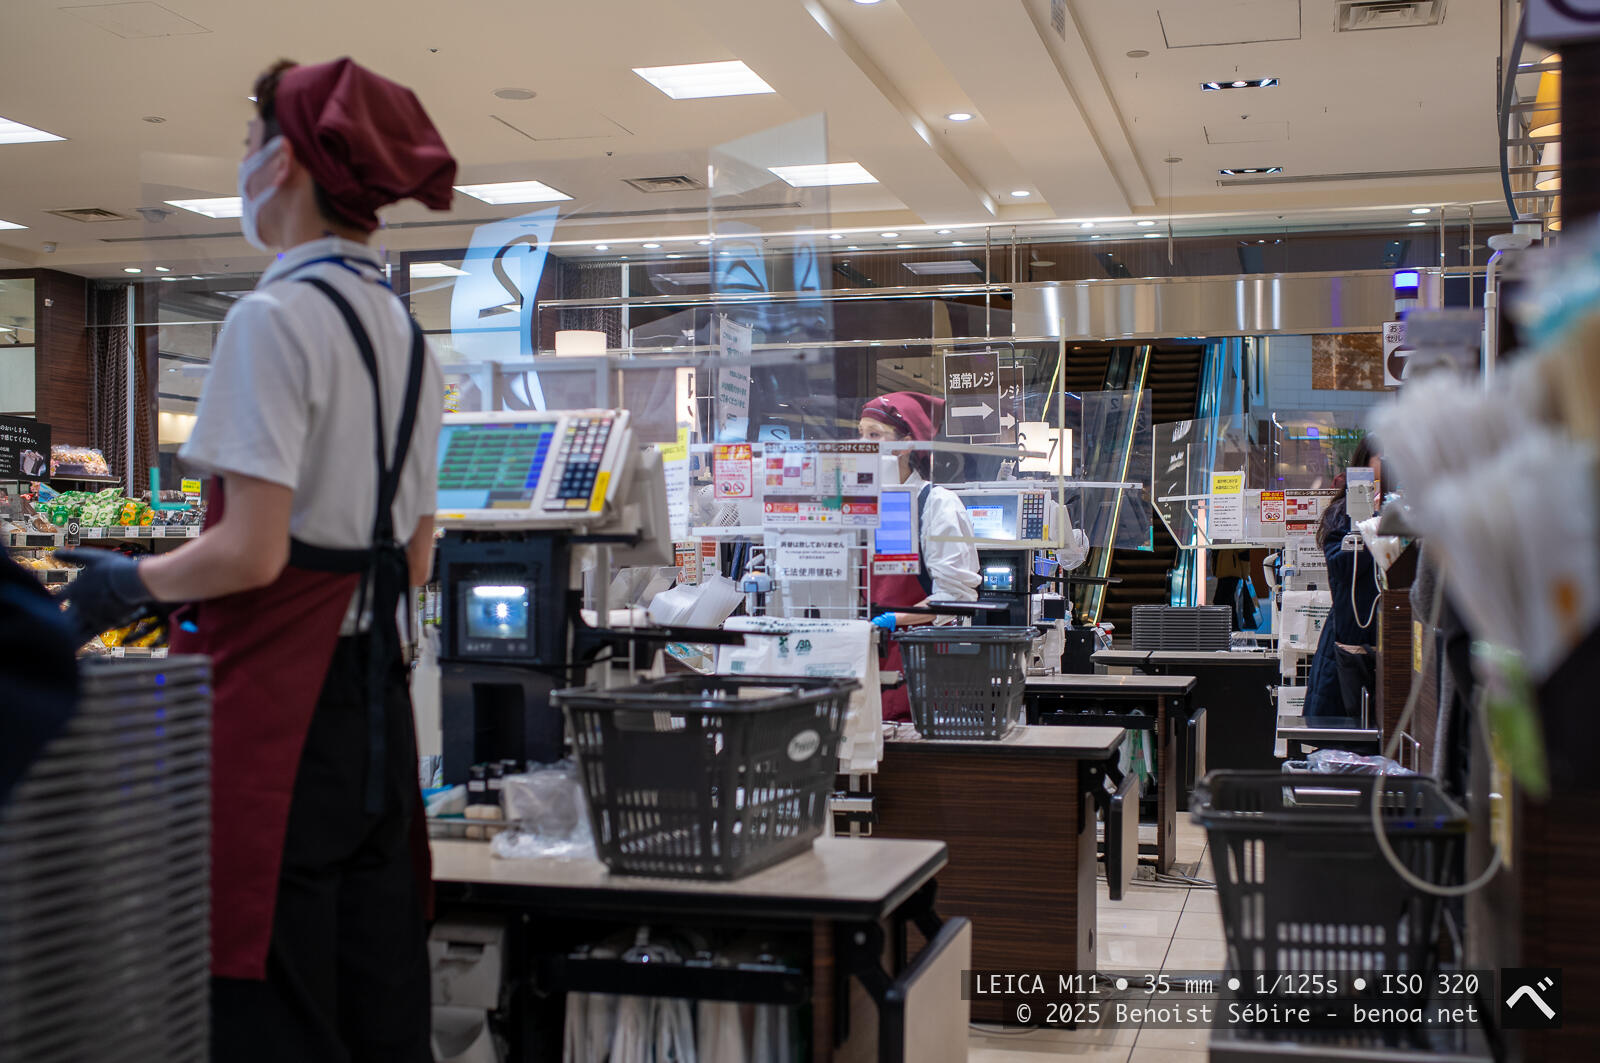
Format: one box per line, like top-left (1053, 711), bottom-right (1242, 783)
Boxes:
top-left (2, 269), bottom-right (91, 444)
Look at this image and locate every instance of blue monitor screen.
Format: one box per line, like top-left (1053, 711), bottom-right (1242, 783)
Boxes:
top-left (437, 421), bottom-right (556, 510)
top-left (874, 489), bottom-right (915, 555)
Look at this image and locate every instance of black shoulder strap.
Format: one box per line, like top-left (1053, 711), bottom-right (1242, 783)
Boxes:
top-left (299, 276), bottom-right (426, 543)
top-left (915, 482), bottom-right (933, 595)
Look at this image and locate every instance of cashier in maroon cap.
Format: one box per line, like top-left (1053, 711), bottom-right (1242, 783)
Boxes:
top-left (61, 57), bottom-right (456, 1063)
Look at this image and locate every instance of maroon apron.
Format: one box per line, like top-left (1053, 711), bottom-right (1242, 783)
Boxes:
top-left (170, 270), bottom-right (431, 980)
top-left (875, 571), bottom-right (934, 723)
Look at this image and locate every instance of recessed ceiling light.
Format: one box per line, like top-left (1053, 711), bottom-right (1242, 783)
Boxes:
top-left (666, 253), bottom-right (682, 258)
top-left (1218, 167), bottom-right (1283, 176)
top-left (1091, 234), bottom-right (1103, 239)
top-left (409, 261), bottom-right (468, 278)
top-left (1079, 221), bottom-right (1095, 229)
top-left (153, 265), bottom-right (170, 272)
top-left (161, 276), bottom-right (178, 282)
top-left (854, 0), bottom-right (883, 5)
top-left (593, 244), bottom-right (609, 251)
top-left (0, 218), bottom-right (25, 230)
top-left (1410, 207), bottom-right (1431, 215)
top-left (1127, 49), bottom-right (1150, 58)
top-left (936, 228), bottom-right (953, 235)
top-left (165, 197), bottom-right (242, 218)
top-left (453, 179), bottom-right (571, 204)
top-left (828, 233), bottom-right (843, 240)
top-left (1136, 220), bottom-right (1158, 227)
top-left (1407, 221), bottom-right (1427, 227)
top-left (881, 231), bottom-right (899, 238)
top-left (1010, 190), bottom-right (1031, 198)
top-left (897, 243), bottom-right (914, 248)
top-left (1144, 232), bottom-right (1161, 238)
top-left (945, 112), bottom-right (974, 122)
top-left (847, 245), bottom-right (859, 250)
top-left (951, 240), bottom-right (966, 245)
top-left (643, 243), bottom-right (661, 249)
top-left (768, 162), bottom-right (877, 187)
top-left (123, 267), bottom-right (142, 273)
top-left (902, 260), bottom-right (983, 276)
top-left (632, 60), bottom-right (775, 100)
top-left (698, 239), bottom-right (713, 245)
top-left (493, 87), bottom-right (537, 100)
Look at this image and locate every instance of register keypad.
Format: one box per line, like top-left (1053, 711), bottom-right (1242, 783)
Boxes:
top-left (1021, 491), bottom-right (1047, 540)
top-left (545, 415), bottom-right (614, 511)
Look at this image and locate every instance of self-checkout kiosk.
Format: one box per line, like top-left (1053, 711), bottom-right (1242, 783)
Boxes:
top-left (432, 409), bottom-right (671, 784)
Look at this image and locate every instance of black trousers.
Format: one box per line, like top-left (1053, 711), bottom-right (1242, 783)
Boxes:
top-left (211, 637), bottom-right (431, 1063)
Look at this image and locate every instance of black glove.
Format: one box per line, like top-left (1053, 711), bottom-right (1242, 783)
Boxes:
top-left (56, 549), bottom-right (155, 643)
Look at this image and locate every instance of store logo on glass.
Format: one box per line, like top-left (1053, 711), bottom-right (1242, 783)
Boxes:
top-left (1501, 969), bottom-right (1562, 1029)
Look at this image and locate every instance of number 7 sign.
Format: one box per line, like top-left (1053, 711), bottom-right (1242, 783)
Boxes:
top-left (1018, 423), bottom-right (1073, 475)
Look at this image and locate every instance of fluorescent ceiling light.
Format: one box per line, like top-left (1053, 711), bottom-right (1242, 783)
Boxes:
top-left (1136, 220), bottom-right (1157, 227)
top-left (123, 267), bottom-right (142, 273)
top-left (642, 242), bottom-right (661, 249)
top-left (1091, 234), bottom-right (1103, 239)
top-left (1410, 207), bottom-right (1431, 215)
top-left (951, 240), bottom-right (966, 246)
top-left (903, 260), bottom-right (982, 276)
top-left (936, 229), bottom-right (953, 235)
top-left (0, 218), bottom-right (26, 230)
top-left (166, 196), bottom-right (242, 218)
top-left (153, 266), bottom-right (170, 272)
top-left (0, 116), bottom-right (66, 144)
top-left (666, 253), bottom-right (682, 259)
top-left (1010, 190), bottom-right (1031, 198)
top-left (409, 261), bottom-right (468, 278)
top-left (593, 244), bottom-right (609, 251)
top-left (897, 243), bottom-right (914, 248)
top-left (1144, 232), bottom-right (1161, 238)
top-left (767, 162), bottom-right (877, 187)
top-left (697, 239), bottom-right (713, 245)
top-left (453, 179), bottom-right (571, 204)
top-left (828, 233), bottom-right (843, 240)
top-left (1219, 167), bottom-right (1283, 176)
top-left (632, 60), bottom-right (775, 100)
top-left (1079, 221), bottom-right (1095, 229)
top-left (657, 271), bottom-right (715, 287)
top-left (946, 112), bottom-right (973, 122)
top-left (1407, 221), bottom-right (1427, 227)
top-left (881, 231), bottom-right (899, 238)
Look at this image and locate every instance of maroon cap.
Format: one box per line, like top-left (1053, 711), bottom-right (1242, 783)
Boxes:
top-left (861, 392), bottom-right (945, 441)
top-left (274, 58), bottom-right (457, 232)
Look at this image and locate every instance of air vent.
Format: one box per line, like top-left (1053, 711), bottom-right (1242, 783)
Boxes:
top-left (45, 207), bottom-right (134, 223)
top-left (1335, 1), bottom-right (1446, 31)
top-left (623, 174), bottom-right (706, 194)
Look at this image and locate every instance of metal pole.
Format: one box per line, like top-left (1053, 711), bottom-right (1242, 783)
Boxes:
top-left (984, 227), bottom-right (992, 338)
top-left (125, 283), bottom-right (136, 493)
top-left (1468, 205), bottom-right (1477, 308)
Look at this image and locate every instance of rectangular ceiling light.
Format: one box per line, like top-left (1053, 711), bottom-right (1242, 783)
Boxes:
top-left (1219, 166), bottom-right (1284, 175)
top-left (408, 261), bottom-right (468, 278)
top-left (0, 116), bottom-right (66, 145)
top-left (0, 218), bottom-right (26, 230)
top-left (632, 60), bottom-right (775, 100)
top-left (165, 196), bottom-right (243, 218)
top-left (1201, 77), bottom-right (1279, 90)
top-left (767, 162), bottom-right (878, 188)
top-left (902, 260), bottom-right (984, 276)
top-left (453, 180), bottom-right (572, 205)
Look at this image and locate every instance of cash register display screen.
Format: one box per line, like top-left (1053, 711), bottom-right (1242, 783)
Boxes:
top-left (436, 421), bottom-right (556, 510)
top-left (960, 494), bottom-right (1019, 540)
top-left (874, 489), bottom-right (915, 555)
top-left (982, 562), bottom-right (1017, 593)
top-left (464, 583), bottom-right (531, 641)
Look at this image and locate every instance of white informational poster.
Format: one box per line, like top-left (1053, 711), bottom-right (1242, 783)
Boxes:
top-left (767, 531), bottom-right (850, 582)
top-left (1275, 685), bottom-right (1308, 758)
top-left (718, 616), bottom-right (882, 773)
top-left (1210, 470), bottom-right (1245, 540)
top-left (656, 432), bottom-right (691, 540)
top-left (1291, 534), bottom-right (1328, 576)
top-left (1383, 320), bottom-right (1409, 388)
top-left (716, 318), bottom-right (753, 442)
top-left (712, 444), bottom-right (753, 499)
top-left (760, 442), bottom-right (882, 528)
top-left (1259, 490), bottom-right (1286, 524)
top-left (1280, 590), bottom-right (1332, 649)
top-left (1017, 422), bottom-right (1072, 475)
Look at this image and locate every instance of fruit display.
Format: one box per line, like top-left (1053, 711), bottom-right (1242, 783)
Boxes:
top-left (99, 616), bottom-right (166, 650)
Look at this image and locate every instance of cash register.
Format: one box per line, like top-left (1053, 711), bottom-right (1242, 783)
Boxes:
top-left (432, 409), bottom-right (669, 783)
top-left (953, 488), bottom-right (1050, 628)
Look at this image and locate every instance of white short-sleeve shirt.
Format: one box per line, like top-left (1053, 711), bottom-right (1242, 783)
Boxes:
top-left (181, 237), bottom-right (443, 551)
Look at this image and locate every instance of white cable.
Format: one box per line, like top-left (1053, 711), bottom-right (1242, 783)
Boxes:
top-left (1366, 575), bottom-right (1503, 898)
top-left (1351, 540), bottom-right (1380, 631)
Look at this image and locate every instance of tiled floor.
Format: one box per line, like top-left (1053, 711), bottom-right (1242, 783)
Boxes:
top-left (968, 818), bottom-right (1225, 1062)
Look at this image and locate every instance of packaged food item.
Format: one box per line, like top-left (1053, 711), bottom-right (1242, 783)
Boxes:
top-left (49, 445), bottom-right (111, 478)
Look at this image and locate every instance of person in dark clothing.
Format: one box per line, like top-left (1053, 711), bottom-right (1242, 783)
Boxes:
top-left (0, 546), bottom-right (78, 806)
top-left (1304, 438), bottom-right (1383, 720)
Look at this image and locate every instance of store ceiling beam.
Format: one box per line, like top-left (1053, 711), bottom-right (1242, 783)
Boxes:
top-left (677, 0), bottom-right (997, 223)
top-left (895, 0), bottom-right (1141, 216)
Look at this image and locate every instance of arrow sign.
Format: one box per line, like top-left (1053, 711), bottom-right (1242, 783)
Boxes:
top-left (999, 413), bottom-right (1016, 429)
top-left (943, 350), bottom-right (1002, 438)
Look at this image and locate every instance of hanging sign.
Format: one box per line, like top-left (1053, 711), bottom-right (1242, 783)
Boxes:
top-left (769, 532), bottom-right (850, 583)
top-left (1018, 423), bottom-right (1072, 475)
top-left (713, 443), bottom-right (753, 498)
top-left (942, 350), bottom-right (1001, 438)
top-left (1383, 320), bottom-right (1410, 387)
top-left (1209, 470), bottom-right (1245, 540)
top-left (760, 442), bottom-right (881, 528)
top-left (1527, 0), bottom-right (1600, 43)
top-left (716, 318), bottom-right (753, 442)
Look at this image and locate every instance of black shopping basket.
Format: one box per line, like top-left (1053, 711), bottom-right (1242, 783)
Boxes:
top-left (1191, 771), bottom-right (1467, 976)
top-left (894, 626), bottom-right (1035, 740)
top-left (553, 675), bottom-right (855, 880)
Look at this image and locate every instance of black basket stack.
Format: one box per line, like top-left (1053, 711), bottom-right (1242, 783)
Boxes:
top-left (894, 626), bottom-right (1035, 740)
top-left (1192, 771), bottom-right (1466, 977)
top-left (1131, 605), bottom-right (1233, 651)
top-left (1, 656), bottom-right (212, 1063)
top-left (554, 675), bottom-right (855, 880)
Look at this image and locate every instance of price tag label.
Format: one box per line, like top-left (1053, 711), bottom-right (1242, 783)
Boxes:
top-left (65, 519), bottom-right (81, 546)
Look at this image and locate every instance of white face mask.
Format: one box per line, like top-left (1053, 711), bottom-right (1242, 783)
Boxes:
top-left (237, 136), bottom-right (285, 251)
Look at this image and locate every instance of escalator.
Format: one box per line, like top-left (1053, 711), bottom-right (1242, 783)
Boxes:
top-left (1066, 342), bottom-right (1208, 633)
